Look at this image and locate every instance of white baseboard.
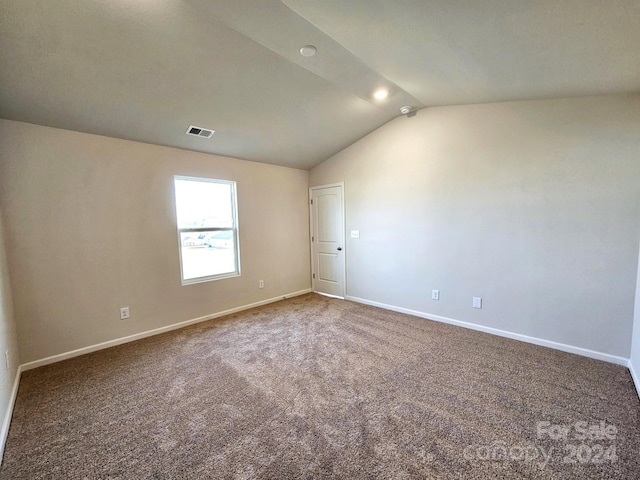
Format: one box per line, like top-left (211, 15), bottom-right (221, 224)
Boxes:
top-left (629, 360), bottom-right (640, 400)
top-left (345, 295), bottom-right (629, 367)
top-left (0, 365), bottom-right (22, 462)
top-left (21, 289), bottom-right (311, 372)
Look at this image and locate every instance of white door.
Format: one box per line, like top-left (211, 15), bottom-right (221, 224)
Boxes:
top-left (310, 184), bottom-right (345, 298)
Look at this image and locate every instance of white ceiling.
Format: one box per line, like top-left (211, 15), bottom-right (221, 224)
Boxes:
top-left (1, 1), bottom-right (639, 169)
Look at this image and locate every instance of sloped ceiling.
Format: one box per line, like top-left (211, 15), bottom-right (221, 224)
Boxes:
top-left (1, 0), bottom-right (639, 169)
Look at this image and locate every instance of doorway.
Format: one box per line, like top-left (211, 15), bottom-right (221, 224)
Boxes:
top-left (310, 183), bottom-right (345, 298)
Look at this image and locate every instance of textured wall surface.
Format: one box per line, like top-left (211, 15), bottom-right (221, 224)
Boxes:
top-left (0, 120), bottom-right (311, 363)
top-left (311, 95), bottom-right (640, 357)
top-left (0, 205), bottom-right (20, 453)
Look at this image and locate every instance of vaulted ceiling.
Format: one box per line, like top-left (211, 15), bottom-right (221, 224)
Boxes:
top-left (1, 0), bottom-right (639, 169)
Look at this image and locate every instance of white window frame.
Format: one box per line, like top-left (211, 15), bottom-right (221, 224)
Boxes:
top-left (174, 175), bottom-right (241, 285)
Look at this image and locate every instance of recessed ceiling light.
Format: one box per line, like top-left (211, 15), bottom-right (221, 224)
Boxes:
top-left (373, 88), bottom-right (389, 100)
top-left (299, 45), bottom-right (317, 57)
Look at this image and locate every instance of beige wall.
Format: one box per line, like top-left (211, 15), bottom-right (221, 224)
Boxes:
top-left (310, 95), bottom-right (640, 358)
top-left (0, 203), bottom-right (20, 449)
top-left (0, 120), bottom-right (311, 363)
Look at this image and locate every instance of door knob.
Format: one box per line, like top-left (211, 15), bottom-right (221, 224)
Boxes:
top-left (337, 247), bottom-right (342, 251)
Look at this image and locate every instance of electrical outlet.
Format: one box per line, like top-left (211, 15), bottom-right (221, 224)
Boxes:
top-left (432, 289), bottom-right (440, 300)
top-left (473, 297), bottom-right (482, 309)
top-left (120, 307), bottom-right (130, 320)
top-left (259, 280), bottom-right (264, 289)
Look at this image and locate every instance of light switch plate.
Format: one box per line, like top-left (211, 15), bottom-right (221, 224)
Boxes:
top-left (350, 230), bottom-right (360, 239)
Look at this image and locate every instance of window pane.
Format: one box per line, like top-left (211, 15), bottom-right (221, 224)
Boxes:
top-left (174, 179), bottom-right (233, 229)
top-left (174, 176), bottom-right (240, 284)
top-left (180, 231), bottom-right (236, 280)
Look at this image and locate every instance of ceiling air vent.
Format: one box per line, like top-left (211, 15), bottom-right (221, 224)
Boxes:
top-left (186, 125), bottom-right (215, 139)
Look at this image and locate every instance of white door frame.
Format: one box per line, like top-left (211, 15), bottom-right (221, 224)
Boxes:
top-left (309, 182), bottom-right (346, 298)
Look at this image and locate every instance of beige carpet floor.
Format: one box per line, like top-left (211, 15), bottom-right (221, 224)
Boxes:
top-left (1, 293), bottom-right (639, 479)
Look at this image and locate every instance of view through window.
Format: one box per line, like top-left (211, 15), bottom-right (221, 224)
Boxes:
top-left (174, 176), bottom-right (240, 284)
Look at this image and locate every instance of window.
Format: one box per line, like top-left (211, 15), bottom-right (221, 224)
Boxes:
top-left (174, 176), bottom-right (240, 284)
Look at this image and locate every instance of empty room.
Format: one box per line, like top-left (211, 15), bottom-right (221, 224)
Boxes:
top-left (1, 0), bottom-right (639, 478)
